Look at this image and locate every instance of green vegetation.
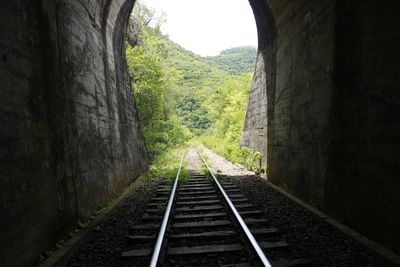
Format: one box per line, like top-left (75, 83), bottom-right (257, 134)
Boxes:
top-left (128, 2), bottom-right (260, 170)
top-left (197, 73), bottom-right (252, 163)
top-left (126, 4), bottom-right (192, 159)
top-left (206, 46), bottom-right (257, 75)
top-left (139, 146), bottom-right (188, 183)
top-left (239, 148), bottom-right (264, 174)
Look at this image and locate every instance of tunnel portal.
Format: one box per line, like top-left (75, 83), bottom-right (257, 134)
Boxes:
top-left (1, 0), bottom-right (400, 266)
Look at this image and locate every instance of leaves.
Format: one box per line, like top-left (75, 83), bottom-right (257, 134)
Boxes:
top-left (126, 9), bottom-right (192, 159)
top-left (206, 46), bottom-right (257, 75)
top-left (128, 2), bottom-right (256, 162)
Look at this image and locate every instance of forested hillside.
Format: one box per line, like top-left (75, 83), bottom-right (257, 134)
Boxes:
top-left (206, 46), bottom-right (257, 75)
top-left (127, 2), bottom-right (261, 172)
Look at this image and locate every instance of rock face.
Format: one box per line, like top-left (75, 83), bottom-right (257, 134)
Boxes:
top-left (244, 0), bottom-right (400, 256)
top-left (127, 16), bottom-right (144, 47)
top-left (0, 0), bottom-right (147, 266)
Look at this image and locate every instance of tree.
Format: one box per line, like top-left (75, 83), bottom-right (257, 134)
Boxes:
top-left (126, 5), bottom-right (191, 159)
top-left (127, 2), bottom-right (255, 161)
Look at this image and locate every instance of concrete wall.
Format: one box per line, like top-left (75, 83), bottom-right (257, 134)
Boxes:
top-left (243, 0), bottom-right (276, 169)
top-left (1, 0), bottom-right (399, 265)
top-left (0, 0), bottom-right (147, 266)
top-left (242, 51), bottom-right (268, 159)
top-left (244, 0), bottom-right (400, 254)
top-left (330, 0), bottom-right (400, 253)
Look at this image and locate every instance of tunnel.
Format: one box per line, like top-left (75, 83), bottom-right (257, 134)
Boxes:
top-left (1, 0), bottom-right (400, 266)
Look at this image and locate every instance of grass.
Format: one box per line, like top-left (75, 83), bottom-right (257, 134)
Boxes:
top-left (179, 161), bottom-right (189, 183)
top-left (38, 203), bottom-right (110, 263)
top-left (143, 146), bottom-right (187, 182)
top-left (157, 203), bottom-right (167, 212)
top-left (196, 146), bottom-right (226, 182)
top-left (193, 137), bottom-right (266, 175)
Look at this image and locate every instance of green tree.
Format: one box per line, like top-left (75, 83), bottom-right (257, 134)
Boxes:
top-left (198, 73), bottom-right (253, 163)
top-left (127, 1), bottom-right (256, 162)
top-left (206, 46), bottom-right (257, 75)
top-left (127, 3), bottom-right (191, 159)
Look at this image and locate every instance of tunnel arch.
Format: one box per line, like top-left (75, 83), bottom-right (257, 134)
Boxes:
top-left (109, 0), bottom-right (278, 172)
top-left (243, 0), bottom-right (277, 172)
top-left (2, 1), bottom-right (400, 266)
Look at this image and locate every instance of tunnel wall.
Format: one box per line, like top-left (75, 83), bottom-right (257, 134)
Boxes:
top-left (242, 51), bottom-right (268, 160)
top-left (0, 0), bottom-right (146, 266)
top-left (329, 0), bottom-right (400, 253)
top-left (1, 0), bottom-right (399, 265)
top-left (244, 0), bottom-right (400, 253)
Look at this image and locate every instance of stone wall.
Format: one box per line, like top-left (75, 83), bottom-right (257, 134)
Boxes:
top-left (244, 0), bottom-right (400, 253)
top-left (0, 0), bottom-right (147, 266)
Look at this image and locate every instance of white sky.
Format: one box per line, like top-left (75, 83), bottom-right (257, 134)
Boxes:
top-left (140, 0), bottom-right (258, 56)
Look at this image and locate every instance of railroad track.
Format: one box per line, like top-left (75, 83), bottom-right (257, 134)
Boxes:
top-left (121, 150), bottom-right (309, 266)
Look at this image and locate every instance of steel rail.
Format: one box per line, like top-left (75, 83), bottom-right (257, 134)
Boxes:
top-left (196, 148), bottom-right (272, 267)
top-left (149, 154), bottom-right (185, 267)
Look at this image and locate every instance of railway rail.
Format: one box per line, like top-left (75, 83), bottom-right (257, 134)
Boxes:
top-left (121, 149), bottom-right (309, 266)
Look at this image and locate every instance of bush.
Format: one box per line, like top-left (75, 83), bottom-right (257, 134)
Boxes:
top-left (199, 138), bottom-right (263, 174)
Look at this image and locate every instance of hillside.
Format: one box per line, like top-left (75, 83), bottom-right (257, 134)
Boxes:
top-left (162, 36), bottom-right (230, 91)
top-left (206, 46), bottom-right (257, 75)
top-left (156, 34), bottom-right (232, 134)
top-left (127, 4), bottom-right (254, 160)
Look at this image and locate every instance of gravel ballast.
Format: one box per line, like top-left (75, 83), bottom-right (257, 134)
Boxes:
top-left (63, 147), bottom-right (392, 267)
top-left (202, 147), bottom-right (390, 267)
top-left (66, 176), bottom-right (164, 267)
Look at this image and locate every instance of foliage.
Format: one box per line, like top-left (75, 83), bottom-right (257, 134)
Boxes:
top-left (194, 70), bottom-right (263, 174)
top-left (206, 46), bottom-right (257, 75)
top-left (127, 3), bottom-right (192, 159)
top-left (160, 34), bottom-right (232, 135)
top-left (241, 148), bottom-right (264, 174)
top-left (133, 0), bottom-right (166, 31)
top-left (163, 40), bottom-right (230, 91)
top-left (176, 94), bottom-right (211, 135)
top-left (196, 73), bottom-right (255, 166)
top-left (128, 2), bottom-right (257, 169)
top-left (139, 146), bottom-right (188, 183)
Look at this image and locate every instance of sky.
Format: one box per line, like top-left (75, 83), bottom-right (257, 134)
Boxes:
top-left (140, 0), bottom-right (258, 56)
